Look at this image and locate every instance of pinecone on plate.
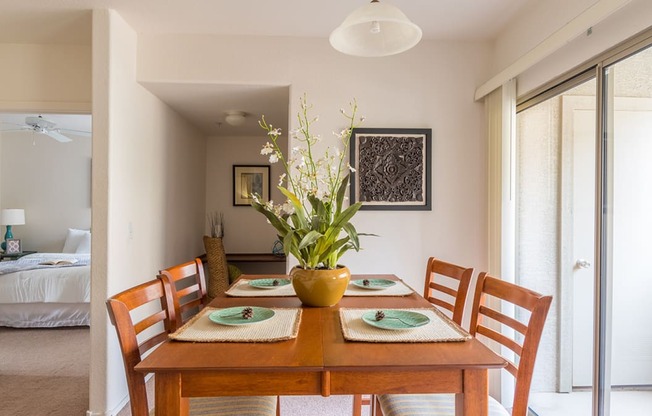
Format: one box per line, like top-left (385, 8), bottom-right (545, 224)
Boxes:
top-left (241, 307), bottom-right (254, 319)
top-left (375, 310), bottom-right (385, 321)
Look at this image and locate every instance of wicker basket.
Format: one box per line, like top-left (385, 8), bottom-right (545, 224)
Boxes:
top-left (202, 236), bottom-right (230, 299)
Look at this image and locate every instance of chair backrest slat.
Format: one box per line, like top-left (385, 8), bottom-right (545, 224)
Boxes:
top-left (478, 305), bottom-right (529, 335)
top-left (422, 257), bottom-right (474, 325)
top-left (469, 272), bottom-right (552, 416)
top-left (475, 325), bottom-right (523, 356)
top-left (106, 279), bottom-right (175, 416)
top-left (133, 310), bottom-right (168, 335)
top-left (176, 283), bottom-right (201, 299)
top-left (158, 258), bottom-right (208, 330)
top-left (429, 297), bottom-right (455, 313)
top-left (138, 332), bottom-right (171, 357)
top-left (428, 281), bottom-right (458, 298)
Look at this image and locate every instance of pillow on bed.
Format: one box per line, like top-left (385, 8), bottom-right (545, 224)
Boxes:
top-left (62, 228), bottom-right (91, 253)
top-left (75, 232), bottom-right (91, 254)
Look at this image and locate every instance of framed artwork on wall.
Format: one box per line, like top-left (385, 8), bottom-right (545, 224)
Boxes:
top-left (350, 128), bottom-right (432, 211)
top-left (6, 238), bottom-right (21, 254)
top-left (233, 165), bottom-right (270, 206)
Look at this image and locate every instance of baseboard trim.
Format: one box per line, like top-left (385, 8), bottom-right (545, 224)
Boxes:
top-left (86, 391), bottom-right (130, 416)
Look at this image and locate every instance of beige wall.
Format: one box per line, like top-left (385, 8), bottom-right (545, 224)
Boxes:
top-left (0, 43), bottom-right (91, 112)
top-left (0, 129), bottom-right (91, 252)
top-left (0, 41), bottom-right (92, 251)
top-left (492, 0), bottom-right (652, 96)
top-left (138, 34), bottom-right (493, 290)
top-left (206, 134), bottom-right (287, 253)
top-left (3, 1), bottom-right (648, 413)
top-left (90, 9), bottom-right (207, 414)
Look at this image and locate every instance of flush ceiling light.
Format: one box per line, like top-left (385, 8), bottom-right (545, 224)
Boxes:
top-left (224, 111), bottom-right (246, 126)
top-left (329, 0), bottom-right (422, 57)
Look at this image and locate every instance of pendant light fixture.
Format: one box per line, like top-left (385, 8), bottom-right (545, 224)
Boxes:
top-left (329, 0), bottom-right (422, 57)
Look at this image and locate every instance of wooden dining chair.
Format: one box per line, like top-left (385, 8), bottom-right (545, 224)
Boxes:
top-left (106, 279), bottom-right (278, 416)
top-left (353, 257), bottom-right (474, 416)
top-left (422, 257), bottom-right (474, 326)
top-left (376, 272), bottom-right (552, 416)
top-left (158, 257), bottom-right (208, 331)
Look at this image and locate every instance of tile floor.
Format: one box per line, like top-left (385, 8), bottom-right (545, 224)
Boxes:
top-left (530, 390), bottom-right (652, 416)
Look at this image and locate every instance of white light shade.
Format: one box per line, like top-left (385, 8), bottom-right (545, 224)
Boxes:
top-left (1, 209), bottom-right (25, 225)
top-left (329, 0), bottom-right (422, 57)
top-left (225, 111), bottom-right (246, 126)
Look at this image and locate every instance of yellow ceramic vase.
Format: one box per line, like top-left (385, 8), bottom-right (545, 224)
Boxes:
top-left (290, 266), bottom-right (351, 307)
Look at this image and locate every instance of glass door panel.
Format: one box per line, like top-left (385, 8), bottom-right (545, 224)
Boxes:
top-left (603, 45), bottom-right (652, 416)
top-left (517, 78), bottom-right (596, 416)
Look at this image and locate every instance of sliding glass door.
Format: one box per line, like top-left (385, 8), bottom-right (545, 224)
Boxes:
top-left (602, 45), bottom-right (652, 415)
top-left (514, 39), bottom-right (652, 416)
top-left (517, 76), bottom-right (597, 416)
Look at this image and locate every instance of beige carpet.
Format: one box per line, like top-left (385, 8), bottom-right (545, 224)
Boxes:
top-left (0, 325), bottom-right (370, 416)
top-left (0, 326), bottom-right (90, 416)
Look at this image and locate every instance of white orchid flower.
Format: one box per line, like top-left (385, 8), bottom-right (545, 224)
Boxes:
top-left (261, 142), bottom-right (274, 155)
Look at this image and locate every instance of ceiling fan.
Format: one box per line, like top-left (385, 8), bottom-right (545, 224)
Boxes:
top-left (0, 115), bottom-right (91, 143)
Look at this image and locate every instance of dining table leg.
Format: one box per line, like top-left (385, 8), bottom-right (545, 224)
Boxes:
top-left (455, 369), bottom-right (488, 416)
top-left (155, 372), bottom-right (189, 416)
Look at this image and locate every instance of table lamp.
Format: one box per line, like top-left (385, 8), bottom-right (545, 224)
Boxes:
top-left (1, 209), bottom-right (25, 251)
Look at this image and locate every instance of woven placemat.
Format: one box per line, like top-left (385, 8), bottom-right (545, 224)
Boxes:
top-left (339, 307), bottom-right (471, 343)
top-left (169, 306), bottom-right (301, 342)
top-left (344, 280), bottom-right (414, 297)
top-left (225, 279), bottom-right (297, 297)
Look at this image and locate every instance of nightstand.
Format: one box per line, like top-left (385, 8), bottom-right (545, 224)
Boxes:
top-left (0, 250), bottom-right (37, 261)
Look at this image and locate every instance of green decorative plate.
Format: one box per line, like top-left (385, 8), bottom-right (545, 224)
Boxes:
top-left (351, 279), bottom-right (397, 290)
top-left (362, 310), bottom-right (430, 330)
top-left (248, 278), bottom-right (291, 289)
top-left (209, 307), bottom-right (275, 326)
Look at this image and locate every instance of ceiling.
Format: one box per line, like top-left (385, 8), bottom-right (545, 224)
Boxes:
top-left (141, 83), bottom-right (290, 138)
top-left (0, 0), bottom-right (536, 137)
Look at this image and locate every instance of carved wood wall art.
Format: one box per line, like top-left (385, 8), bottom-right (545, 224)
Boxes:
top-left (350, 128), bottom-right (431, 210)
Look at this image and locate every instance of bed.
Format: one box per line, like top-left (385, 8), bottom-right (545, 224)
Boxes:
top-left (0, 229), bottom-right (91, 328)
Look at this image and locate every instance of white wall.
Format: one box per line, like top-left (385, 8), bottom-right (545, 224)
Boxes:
top-left (206, 134), bottom-right (287, 253)
top-left (0, 129), bottom-right (91, 252)
top-left (90, 9), bottom-right (208, 415)
top-left (138, 34), bottom-right (492, 291)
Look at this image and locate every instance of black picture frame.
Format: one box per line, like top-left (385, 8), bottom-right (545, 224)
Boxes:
top-left (233, 165), bottom-right (271, 206)
top-left (6, 238), bottom-right (21, 254)
top-left (350, 128), bottom-right (432, 211)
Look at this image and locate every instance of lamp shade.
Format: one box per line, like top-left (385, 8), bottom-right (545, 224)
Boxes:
top-left (329, 0), bottom-right (422, 57)
top-left (225, 111), bottom-right (247, 126)
top-left (0, 209), bottom-right (25, 225)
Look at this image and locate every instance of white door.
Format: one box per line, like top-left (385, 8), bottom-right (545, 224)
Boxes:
top-left (571, 107), bottom-right (596, 387)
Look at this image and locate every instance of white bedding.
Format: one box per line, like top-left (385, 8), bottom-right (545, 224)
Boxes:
top-left (0, 253), bottom-right (90, 327)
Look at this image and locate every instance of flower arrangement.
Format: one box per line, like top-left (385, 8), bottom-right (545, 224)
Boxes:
top-left (252, 95), bottom-right (368, 270)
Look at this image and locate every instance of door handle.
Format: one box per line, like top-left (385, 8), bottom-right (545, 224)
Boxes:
top-left (575, 259), bottom-right (591, 269)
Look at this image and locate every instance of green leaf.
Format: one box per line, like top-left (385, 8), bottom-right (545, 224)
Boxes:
top-left (298, 230), bottom-right (323, 250)
top-left (323, 202), bottom-right (362, 242)
top-left (251, 201), bottom-right (290, 236)
top-left (342, 223), bottom-right (360, 251)
top-left (317, 236), bottom-right (349, 264)
top-left (334, 174), bottom-right (350, 216)
top-left (279, 186), bottom-right (307, 228)
top-left (282, 230), bottom-right (304, 267)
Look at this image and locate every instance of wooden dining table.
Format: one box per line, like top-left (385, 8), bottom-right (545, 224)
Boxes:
top-left (135, 274), bottom-right (506, 416)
